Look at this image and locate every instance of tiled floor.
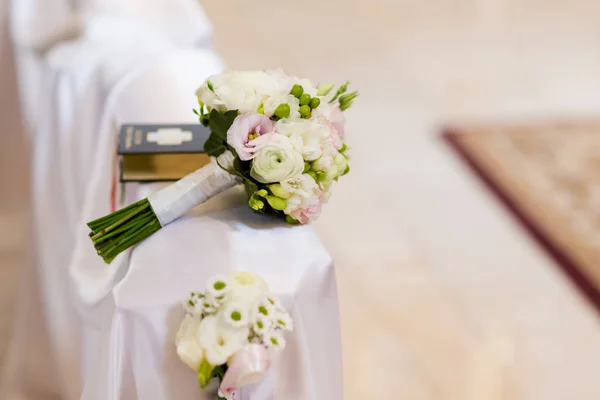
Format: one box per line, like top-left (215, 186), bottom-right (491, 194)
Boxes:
top-left (3, 0), bottom-right (600, 398)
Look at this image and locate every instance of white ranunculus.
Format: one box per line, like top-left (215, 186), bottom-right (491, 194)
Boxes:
top-left (230, 272), bottom-right (269, 302)
top-left (176, 315), bottom-right (204, 370)
top-left (221, 272), bottom-right (270, 324)
top-left (250, 134), bottom-right (304, 183)
top-left (198, 315), bottom-right (249, 366)
top-left (275, 119), bottom-right (330, 161)
top-left (197, 71), bottom-right (290, 114)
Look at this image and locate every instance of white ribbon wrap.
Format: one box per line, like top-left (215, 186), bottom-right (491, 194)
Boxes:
top-left (148, 151), bottom-right (241, 226)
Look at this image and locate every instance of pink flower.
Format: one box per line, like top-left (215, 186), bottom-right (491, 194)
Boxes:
top-left (317, 105), bottom-right (345, 150)
top-left (227, 114), bottom-right (275, 161)
top-left (289, 201), bottom-right (323, 224)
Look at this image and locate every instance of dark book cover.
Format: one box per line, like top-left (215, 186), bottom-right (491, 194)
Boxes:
top-left (118, 124), bottom-right (212, 182)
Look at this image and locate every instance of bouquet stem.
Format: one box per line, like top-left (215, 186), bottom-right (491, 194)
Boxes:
top-left (88, 198), bottom-right (161, 264)
top-left (88, 153), bottom-right (239, 264)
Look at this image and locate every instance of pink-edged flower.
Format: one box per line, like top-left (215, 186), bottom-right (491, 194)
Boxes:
top-left (287, 186), bottom-right (332, 224)
top-left (317, 104), bottom-right (345, 150)
top-left (288, 200), bottom-right (323, 224)
top-left (227, 114), bottom-right (276, 161)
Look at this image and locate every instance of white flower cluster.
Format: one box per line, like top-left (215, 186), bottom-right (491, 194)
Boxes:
top-left (176, 272), bottom-right (293, 371)
top-left (196, 70), bottom-right (356, 224)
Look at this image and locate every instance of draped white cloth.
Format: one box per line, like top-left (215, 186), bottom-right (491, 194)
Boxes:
top-left (70, 49), bottom-right (343, 399)
top-left (3, 3), bottom-right (218, 398)
top-left (4, 12), bottom-right (344, 397)
top-left (9, 0), bottom-right (213, 135)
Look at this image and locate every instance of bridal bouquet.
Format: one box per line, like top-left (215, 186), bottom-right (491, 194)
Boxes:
top-left (176, 271), bottom-right (293, 399)
top-left (87, 70), bottom-right (357, 263)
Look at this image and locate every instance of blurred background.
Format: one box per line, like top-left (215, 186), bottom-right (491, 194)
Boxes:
top-left (3, 0), bottom-right (600, 398)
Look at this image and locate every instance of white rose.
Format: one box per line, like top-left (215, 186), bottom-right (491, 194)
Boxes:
top-left (197, 71), bottom-right (289, 114)
top-left (176, 314), bottom-right (204, 370)
top-left (250, 134), bottom-right (304, 183)
top-left (275, 119), bottom-right (330, 161)
top-left (198, 315), bottom-right (249, 366)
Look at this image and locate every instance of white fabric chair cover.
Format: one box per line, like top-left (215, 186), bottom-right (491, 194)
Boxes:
top-left (9, 0), bottom-right (213, 135)
top-left (2, 21), bottom-right (220, 400)
top-left (67, 49), bottom-right (343, 399)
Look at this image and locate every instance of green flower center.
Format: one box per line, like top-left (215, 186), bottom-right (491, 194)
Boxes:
top-left (231, 311), bottom-right (242, 321)
top-left (278, 319), bottom-right (286, 327)
top-left (270, 337), bottom-right (279, 345)
top-left (213, 281), bottom-right (226, 290)
top-left (256, 320), bottom-right (264, 329)
top-left (258, 306), bottom-right (269, 316)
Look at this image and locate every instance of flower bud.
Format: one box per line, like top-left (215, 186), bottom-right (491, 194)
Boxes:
top-left (316, 83), bottom-right (335, 96)
top-left (309, 97), bottom-right (320, 109)
top-left (266, 196), bottom-right (287, 211)
top-left (197, 360), bottom-right (214, 388)
top-left (248, 197), bottom-right (265, 211)
top-left (285, 215), bottom-right (300, 225)
top-left (268, 184), bottom-right (292, 199)
top-left (299, 105), bottom-right (311, 118)
top-left (274, 103), bottom-right (291, 119)
top-left (299, 93), bottom-right (311, 106)
top-left (290, 84), bottom-right (304, 98)
top-left (338, 91), bottom-right (359, 111)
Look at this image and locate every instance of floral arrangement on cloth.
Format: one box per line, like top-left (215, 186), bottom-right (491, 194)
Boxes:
top-left (87, 70), bottom-right (358, 263)
top-left (176, 271), bottom-right (293, 399)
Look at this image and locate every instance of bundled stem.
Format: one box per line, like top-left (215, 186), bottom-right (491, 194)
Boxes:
top-left (88, 198), bottom-right (161, 264)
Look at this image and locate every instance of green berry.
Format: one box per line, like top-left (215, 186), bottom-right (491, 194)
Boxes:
top-left (309, 97), bottom-right (321, 109)
top-left (274, 103), bottom-right (291, 119)
top-left (290, 84), bottom-right (304, 98)
top-left (299, 105), bottom-right (311, 118)
top-left (299, 93), bottom-right (311, 106)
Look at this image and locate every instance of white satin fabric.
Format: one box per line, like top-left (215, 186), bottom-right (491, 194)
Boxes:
top-left (69, 49), bottom-right (342, 399)
top-left (9, 0), bottom-right (213, 135)
top-left (82, 189), bottom-right (343, 400)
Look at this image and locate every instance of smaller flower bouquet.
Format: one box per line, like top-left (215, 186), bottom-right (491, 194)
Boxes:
top-left (87, 70), bottom-right (357, 263)
top-left (176, 271), bottom-right (293, 400)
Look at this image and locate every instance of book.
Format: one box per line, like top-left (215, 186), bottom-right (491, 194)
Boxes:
top-left (118, 124), bottom-right (211, 182)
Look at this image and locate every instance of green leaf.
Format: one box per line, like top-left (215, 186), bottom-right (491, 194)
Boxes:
top-left (204, 133), bottom-right (227, 157)
top-left (244, 180), bottom-right (259, 197)
top-left (192, 108), bottom-right (199, 116)
top-left (208, 109), bottom-right (238, 141)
